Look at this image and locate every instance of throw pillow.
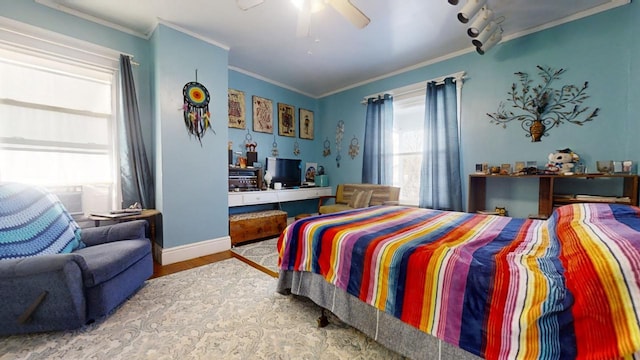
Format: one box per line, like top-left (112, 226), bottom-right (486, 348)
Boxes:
top-left (348, 190), bottom-right (373, 209)
top-left (0, 182), bottom-right (84, 260)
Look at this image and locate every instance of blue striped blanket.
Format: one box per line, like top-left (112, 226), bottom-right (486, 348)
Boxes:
top-left (0, 182), bottom-right (84, 260)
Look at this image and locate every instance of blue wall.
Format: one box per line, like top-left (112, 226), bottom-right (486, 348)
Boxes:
top-left (151, 24), bottom-right (229, 248)
top-left (317, 3), bottom-right (640, 218)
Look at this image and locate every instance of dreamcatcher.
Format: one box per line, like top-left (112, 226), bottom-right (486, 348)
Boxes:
top-left (182, 70), bottom-right (214, 145)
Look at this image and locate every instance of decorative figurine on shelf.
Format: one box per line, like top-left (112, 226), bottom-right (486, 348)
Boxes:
top-left (546, 148), bottom-right (580, 175)
top-left (264, 170), bottom-right (273, 189)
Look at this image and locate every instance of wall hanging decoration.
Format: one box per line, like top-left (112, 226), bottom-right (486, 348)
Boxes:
top-left (487, 65), bottom-right (600, 142)
top-left (252, 95), bottom-right (273, 133)
top-left (271, 135), bottom-right (279, 157)
top-left (182, 70), bottom-right (213, 145)
top-left (228, 88), bottom-right (246, 129)
top-left (278, 103), bottom-right (296, 137)
top-left (323, 138), bottom-right (331, 157)
top-left (293, 140), bottom-right (300, 156)
top-left (299, 108), bottom-right (314, 139)
top-left (335, 120), bottom-right (344, 168)
top-left (349, 135), bottom-right (359, 159)
top-left (244, 130), bottom-right (257, 165)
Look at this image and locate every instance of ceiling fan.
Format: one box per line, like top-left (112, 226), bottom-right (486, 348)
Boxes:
top-left (236, 0), bottom-right (370, 37)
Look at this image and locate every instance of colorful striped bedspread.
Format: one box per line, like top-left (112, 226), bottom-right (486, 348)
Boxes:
top-left (277, 203), bottom-right (640, 359)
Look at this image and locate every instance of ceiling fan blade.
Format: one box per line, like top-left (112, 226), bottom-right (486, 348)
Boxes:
top-left (296, 0), bottom-right (312, 37)
top-left (326, 0), bottom-right (370, 29)
top-left (236, 0), bottom-right (265, 11)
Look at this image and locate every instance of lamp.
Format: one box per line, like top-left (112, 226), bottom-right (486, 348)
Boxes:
top-left (476, 28), bottom-right (502, 55)
top-left (457, 0), bottom-right (487, 23)
top-left (467, 7), bottom-right (493, 37)
top-left (471, 21), bottom-right (498, 48)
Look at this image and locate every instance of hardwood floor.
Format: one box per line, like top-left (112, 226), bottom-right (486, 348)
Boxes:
top-left (151, 250), bottom-right (278, 278)
top-left (151, 251), bottom-right (233, 279)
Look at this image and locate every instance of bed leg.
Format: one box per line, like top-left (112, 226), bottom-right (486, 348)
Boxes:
top-left (317, 309), bottom-right (329, 328)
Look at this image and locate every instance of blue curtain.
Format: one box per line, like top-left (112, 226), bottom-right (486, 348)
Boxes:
top-left (362, 94), bottom-right (393, 184)
top-left (419, 77), bottom-right (462, 211)
top-left (119, 55), bottom-right (155, 209)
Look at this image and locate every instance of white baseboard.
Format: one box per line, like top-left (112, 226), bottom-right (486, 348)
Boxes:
top-left (154, 236), bottom-right (231, 266)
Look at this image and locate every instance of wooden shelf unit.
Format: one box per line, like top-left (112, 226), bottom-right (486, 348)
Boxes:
top-left (468, 174), bottom-right (639, 218)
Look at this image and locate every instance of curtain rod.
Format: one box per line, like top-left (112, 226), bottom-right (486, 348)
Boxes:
top-left (361, 71), bottom-right (465, 104)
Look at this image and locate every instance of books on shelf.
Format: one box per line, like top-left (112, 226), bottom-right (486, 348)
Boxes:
top-left (90, 209), bottom-right (142, 218)
top-left (574, 194), bottom-right (631, 203)
top-left (477, 210), bottom-right (500, 215)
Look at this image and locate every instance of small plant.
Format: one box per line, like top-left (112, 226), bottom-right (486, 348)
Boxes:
top-left (487, 65), bottom-right (600, 142)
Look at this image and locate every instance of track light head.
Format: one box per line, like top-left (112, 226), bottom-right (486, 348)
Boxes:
top-left (467, 7), bottom-right (493, 37)
top-left (471, 21), bottom-right (498, 47)
top-left (457, 0), bottom-right (487, 23)
top-left (476, 28), bottom-right (502, 55)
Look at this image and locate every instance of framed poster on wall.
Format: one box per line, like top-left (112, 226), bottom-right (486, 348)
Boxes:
top-left (252, 95), bottom-right (273, 133)
top-left (299, 108), bottom-right (314, 139)
top-left (278, 103), bottom-right (296, 137)
top-left (228, 89), bottom-right (245, 129)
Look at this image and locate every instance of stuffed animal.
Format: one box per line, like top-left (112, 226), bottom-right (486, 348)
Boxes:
top-left (547, 148), bottom-right (580, 175)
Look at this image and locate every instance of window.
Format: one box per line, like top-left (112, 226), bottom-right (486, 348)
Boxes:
top-left (389, 76), bottom-right (463, 207)
top-left (0, 21), bottom-right (120, 216)
top-left (391, 89), bottom-right (426, 206)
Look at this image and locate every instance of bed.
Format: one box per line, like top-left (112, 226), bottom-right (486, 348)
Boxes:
top-left (276, 203), bottom-right (640, 359)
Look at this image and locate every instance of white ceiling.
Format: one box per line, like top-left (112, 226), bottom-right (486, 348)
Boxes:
top-left (37, 0), bottom-right (627, 98)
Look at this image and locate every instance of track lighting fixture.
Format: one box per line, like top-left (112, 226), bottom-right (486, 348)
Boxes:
top-left (457, 0), bottom-right (486, 23)
top-left (448, 0), bottom-right (503, 54)
top-left (476, 28), bottom-right (502, 55)
top-left (471, 21), bottom-right (498, 48)
top-left (467, 7), bottom-right (493, 37)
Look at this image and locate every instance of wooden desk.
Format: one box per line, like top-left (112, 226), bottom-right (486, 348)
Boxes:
top-left (89, 209), bottom-right (161, 245)
top-left (228, 187), bottom-right (332, 207)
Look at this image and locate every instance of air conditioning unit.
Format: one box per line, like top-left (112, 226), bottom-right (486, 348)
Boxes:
top-left (82, 184), bottom-right (112, 216)
top-left (49, 186), bottom-right (84, 215)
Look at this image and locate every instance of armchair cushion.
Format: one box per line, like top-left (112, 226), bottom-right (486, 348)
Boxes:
top-left (319, 183), bottom-right (400, 214)
top-left (0, 182), bottom-right (84, 260)
top-left (347, 189), bottom-right (373, 209)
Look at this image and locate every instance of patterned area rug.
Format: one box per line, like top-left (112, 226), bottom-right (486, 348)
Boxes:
top-left (0, 259), bottom-right (403, 359)
top-left (231, 237), bottom-right (279, 274)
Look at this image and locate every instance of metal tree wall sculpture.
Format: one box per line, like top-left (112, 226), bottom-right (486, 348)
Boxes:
top-left (487, 66), bottom-right (600, 142)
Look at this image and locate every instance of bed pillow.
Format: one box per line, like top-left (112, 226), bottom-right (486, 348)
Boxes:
top-left (348, 190), bottom-right (373, 209)
top-left (0, 182), bottom-right (84, 260)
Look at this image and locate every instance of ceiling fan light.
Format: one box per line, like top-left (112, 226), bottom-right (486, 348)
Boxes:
top-left (476, 29), bottom-right (502, 55)
top-left (457, 0), bottom-right (487, 24)
top-left (292, 0), bottom-right (325, 13)
top-left (471, 20), bottom-right (497, 47)
top-left (467, 7), bottom-right (493, 37)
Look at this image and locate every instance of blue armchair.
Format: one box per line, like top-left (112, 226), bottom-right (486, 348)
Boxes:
top-left (0, 183), bottom-right (153, 335)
